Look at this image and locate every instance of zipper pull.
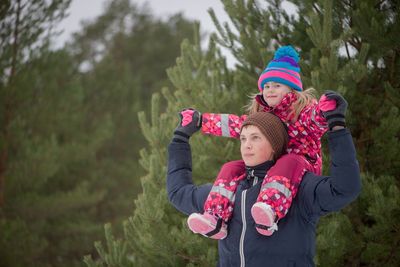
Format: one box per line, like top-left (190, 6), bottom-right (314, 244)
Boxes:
top-left (253, 176), bottom-right (259, 186)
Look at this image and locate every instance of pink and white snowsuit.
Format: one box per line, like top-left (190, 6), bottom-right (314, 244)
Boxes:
top-left (201, 92), bottom-right (329, 221)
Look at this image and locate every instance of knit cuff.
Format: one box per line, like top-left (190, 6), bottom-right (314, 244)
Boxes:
top-left (173, 130), bottom-right (190, 143)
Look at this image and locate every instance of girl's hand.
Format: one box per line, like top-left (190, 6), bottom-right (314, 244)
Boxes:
top-left (320, 91), bottom-right (348, 130)
top-left (319, 94), bottom-right (336, 112)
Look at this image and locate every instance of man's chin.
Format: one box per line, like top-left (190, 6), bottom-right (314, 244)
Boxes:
top-left (242, 159), bottom-right (252, 166)
top-left (244, 160), bottom-right (258, 167)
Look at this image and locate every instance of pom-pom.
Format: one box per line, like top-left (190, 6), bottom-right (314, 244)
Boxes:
top-left (273, 45), bottom-right (300, 63)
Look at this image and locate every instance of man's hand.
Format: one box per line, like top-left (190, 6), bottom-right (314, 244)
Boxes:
top-left (173, 108), bottom-right (202, 142)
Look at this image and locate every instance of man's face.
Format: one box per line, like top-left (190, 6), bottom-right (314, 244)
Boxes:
top-left (240, 125), bottom-right (274, 167)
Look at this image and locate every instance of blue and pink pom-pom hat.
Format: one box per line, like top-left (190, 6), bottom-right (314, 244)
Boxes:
top-left (258, 45), bottom-right (303, 92)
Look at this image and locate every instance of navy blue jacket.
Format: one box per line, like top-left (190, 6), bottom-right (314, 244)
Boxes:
top-left (167, 129), bottom-right (361, 267)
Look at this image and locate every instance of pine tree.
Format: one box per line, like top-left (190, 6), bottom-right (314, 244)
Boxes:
top-left (0, 0), bottom-right (71, 210)
top-left (66, 0), bottom-right (199, 236)
top-left (0, 0), bottom-right (199, 266)
top-left (0, 47), bottom-right (112, 267)
top-left (0, 1), bottom-right (96, 266)
top-left (86, 0), bottom-right (399, 266)
top-left (84, 27), bottom-right (239, 266)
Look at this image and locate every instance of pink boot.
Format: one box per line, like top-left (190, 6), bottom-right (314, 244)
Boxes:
top-left (251, 202), bottom-right (278, 236)
top-left (187, 213), bottom-right (227, 240)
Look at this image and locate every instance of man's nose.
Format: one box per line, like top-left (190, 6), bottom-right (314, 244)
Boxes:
top-left (245, 141), bottom-right (252, 149)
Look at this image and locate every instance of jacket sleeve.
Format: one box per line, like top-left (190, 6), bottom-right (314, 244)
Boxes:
top-left (201, 113), bottom-right (248, 139)
top-left (167, 140), bottom-right (212, 215)
top-left (298, 101), bottom-right (329, 140)
top-left (300, 128), bottom-right (361, 217)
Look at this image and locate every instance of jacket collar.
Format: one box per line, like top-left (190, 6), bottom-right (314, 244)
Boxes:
top-left (255, 92), bottom-right (297, 121)
top-left (245, 160), bottom-right (274, 180)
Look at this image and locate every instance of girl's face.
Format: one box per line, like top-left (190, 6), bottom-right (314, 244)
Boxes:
top-left (262, 82), bottom-right (292, 107)
top-left (240, 125), bottom-right (274, 167)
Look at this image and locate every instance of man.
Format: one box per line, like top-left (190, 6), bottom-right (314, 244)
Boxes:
top-left (167, 106), bottom-right (360, 266)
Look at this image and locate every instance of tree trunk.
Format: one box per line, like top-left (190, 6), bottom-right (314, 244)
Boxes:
top-left (0, 0), bottom-right (21, 207)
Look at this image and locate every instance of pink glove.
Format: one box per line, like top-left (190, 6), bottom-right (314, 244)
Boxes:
top-left (174, 108), bottom-right (202, 142)
top-left (181, 109), bottom-right (195, 126)
top-left (319, 94), bottom-right (337, 112)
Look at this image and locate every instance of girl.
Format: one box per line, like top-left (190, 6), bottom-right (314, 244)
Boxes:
top-left (184, 45), bottom-right (342, 239)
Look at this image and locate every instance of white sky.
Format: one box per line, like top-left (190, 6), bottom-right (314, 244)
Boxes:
top-left (57, 0), bottom-right (230, 43)
top-left (56, 0), bottom-right (297, 67)
top-left (56, 0), bottom-right (234, 64)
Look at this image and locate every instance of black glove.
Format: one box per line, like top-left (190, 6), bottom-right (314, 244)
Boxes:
top-left (321, 90), bottom-right (348, 130)
top-left (173, 108), bottom-right (202, 143)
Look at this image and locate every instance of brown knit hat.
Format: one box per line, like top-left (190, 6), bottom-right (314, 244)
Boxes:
top-left (241, 112), bottom-right (288, 160)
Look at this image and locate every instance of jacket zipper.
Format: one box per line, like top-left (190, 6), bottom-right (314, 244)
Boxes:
top-left (239, 189), bottom-right (247, 267)
top-left (239, 176), bottom-right (258, 267)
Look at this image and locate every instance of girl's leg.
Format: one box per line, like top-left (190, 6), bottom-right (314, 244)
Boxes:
top-left (204, 160), bottom-right (246, 220)
top-left (187, 160), bottom-right (245, 239)
top-left (251, 154), bottom-right (312, 236)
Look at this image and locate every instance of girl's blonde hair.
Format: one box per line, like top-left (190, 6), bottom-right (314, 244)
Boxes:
top-left (245, 88), bottom-right (317, 122)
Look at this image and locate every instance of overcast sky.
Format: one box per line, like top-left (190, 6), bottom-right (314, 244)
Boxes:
top-left (55, 0), bottom-right (297, 67)
top-left (56, 0), bottom-right (229, 45)
top-left (55, 0), bottom-right (234, 64)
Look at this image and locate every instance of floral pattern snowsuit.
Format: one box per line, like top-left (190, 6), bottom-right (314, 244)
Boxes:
top-left (201, 92), bottom-right (329, 221)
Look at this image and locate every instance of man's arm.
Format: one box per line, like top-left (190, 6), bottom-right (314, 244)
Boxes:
top-left (166, 109), bottom-right (212, 215)
top-left (167, 141), bottom-right (211, 215)
top-left (301, 128), bottom-right (361, 216)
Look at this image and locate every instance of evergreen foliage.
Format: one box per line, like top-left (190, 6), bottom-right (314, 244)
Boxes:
top-left (85, 28), bottom-right (237, 267)
top-left (64, 0), bottom-right (197, 228)
top-left (0, 49), bottom-right (111, 267)
top-left (1, 0), bottom-right (398, 266)
top-left (86, 0), bottom-right (399, 266)
top-left (0, 0), bottom-right (196, 266)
